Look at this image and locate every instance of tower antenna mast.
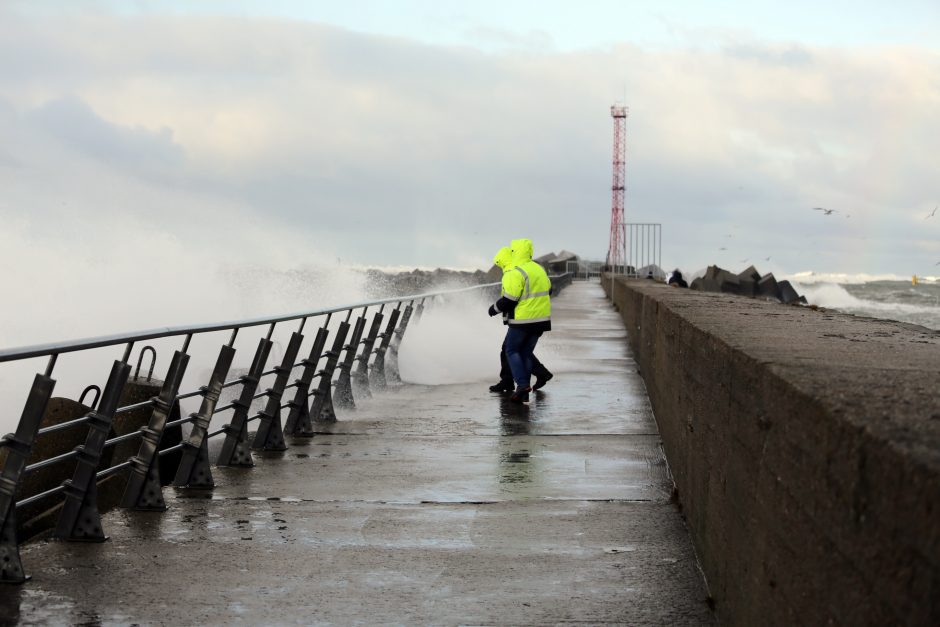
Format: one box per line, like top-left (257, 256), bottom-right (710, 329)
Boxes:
top-left (608, 104), bottom-right (628, 271)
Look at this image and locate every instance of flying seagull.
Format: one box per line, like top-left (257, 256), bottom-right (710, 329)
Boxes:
top-left (813, 207), bottom-right (837, 215)
top-left (926, 206), bottom-right (938, 220)
top-left (765, 256), bottom-right (772, 261)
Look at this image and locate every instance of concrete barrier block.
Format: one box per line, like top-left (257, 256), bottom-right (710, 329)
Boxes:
top-left (737, 278), bottom-right (757, 297)
top-left (704, 265), bottom-right (722, 281)
top-left (698, 265), bottom-right (807, 304)
top-left (112, 376), bottom-right (182, 485)
top-left (737, 265), bottom-right (761, 283)
top-left (717, 271), bottom-right (743, 295)
top-left (6, 376), bottom-right (185, 541)
top-left (777, 280), bottom-right (801, 305)
top-left (8, 397), bottom-right (95, 540)
top-left (702, 279), bottom-right (722, 292)
top-left (757, 274), bottom-right (781, 301)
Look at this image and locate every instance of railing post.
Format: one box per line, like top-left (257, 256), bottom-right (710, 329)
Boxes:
top-left (217, 339), bottom-right (271, 468)
top-left (352, 309), bottom-right (384, 399)
top-left (120, 349), bottom-right (190, 511)
top-left (387, 301), bottom-right (415, 384)
top-left (55, 356), bottom-right (131, 541)
top-left (284, 325), bottom-right (329, 437)
top-left (334, 310), bottom-right (368, 410)
top-left (309, 320), bottom-right (349, 422)
top-left (252, 331), bottom-right (304, 451)
top-left (173, 344), bottom-right (235, 487)
top-left (369, 306), bottom-right (401, 390)
top-left (0, 372), bottom-right (56, 583)
top-left (412, 298), bottom-right (426, 323)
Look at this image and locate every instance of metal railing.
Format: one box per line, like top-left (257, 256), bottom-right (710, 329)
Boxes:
top-left (0, 273), bottom-right (572, 584)
top-left (624, 223), bottom-right (662, 278)
top-left (604, 223), bottom-right (663, 278)
top-left (566, 260), bottom-right (604, 280)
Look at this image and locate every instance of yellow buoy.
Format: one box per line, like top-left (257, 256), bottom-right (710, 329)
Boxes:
top-left (912, 275), bottom-right (918, 286)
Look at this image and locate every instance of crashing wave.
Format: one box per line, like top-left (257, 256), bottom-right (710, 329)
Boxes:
top-left (786, 271), bottom-right (929, 284)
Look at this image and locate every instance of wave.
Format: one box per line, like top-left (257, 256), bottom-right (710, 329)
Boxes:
top-left (796, 282), bottom-right (940, 330)
top-left (787, 271), bottom-right (938, 284)
top-left (797, 283), bottom-right (866, 309)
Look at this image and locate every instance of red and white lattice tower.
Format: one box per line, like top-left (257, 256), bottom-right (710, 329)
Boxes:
top-left (608, 105), bottom-right (628, 270)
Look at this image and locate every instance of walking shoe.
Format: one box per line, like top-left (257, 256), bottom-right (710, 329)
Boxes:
top-left (533, 372), bottom-right (553, 390)
top-left (489, 380), bottom-right (514, 393)
top-left (510, 386), bottom-right (532, 403)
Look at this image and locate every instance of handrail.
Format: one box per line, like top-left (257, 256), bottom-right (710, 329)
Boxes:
top-left (0, 272), bottom-right (572, 584)
top-left (0, 281), bottom-right (500, 363)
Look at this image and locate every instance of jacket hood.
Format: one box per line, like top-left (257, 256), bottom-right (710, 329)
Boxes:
top-left (493, 247), bottom-right (513, 271)
top-left (510, 238), bottom-right (533, 265)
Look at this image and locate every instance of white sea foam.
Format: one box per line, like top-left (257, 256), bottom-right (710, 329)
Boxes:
top-left (797, 282), bottom-right (940, 330)
top-left (0, 220), bottom-right (492, 432)
top-left (786, 270), bottom-right (936, 284)
top-left (796, 283), bottom-right (865, 309)
top-left (664, 263), bottom-right (940, 330)
top-left (397, 293), bottom-right (504, 385)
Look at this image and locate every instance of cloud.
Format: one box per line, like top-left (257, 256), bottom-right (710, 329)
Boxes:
top-left (26, 94), bottom-right (183, 176)
top-left (723, 42), bottom-right (815, 67)
top-left (0, 9), bottom-right (937, 278)
top-left (461, 25), bottom-right (557, 52)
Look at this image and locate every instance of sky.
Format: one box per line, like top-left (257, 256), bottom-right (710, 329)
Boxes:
top-left (1, 0), bottom-right (939, 297)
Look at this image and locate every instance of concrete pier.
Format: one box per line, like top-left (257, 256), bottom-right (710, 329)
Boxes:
top-left (4, 282), bottom-right (713, 625)
top-left (603, 275), bottom-right (940, 626)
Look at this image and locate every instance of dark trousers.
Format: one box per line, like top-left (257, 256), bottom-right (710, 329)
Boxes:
top-left (499, 342), bottom-right (549, 384)
top-left (501, 327), bottom-right (548, 387)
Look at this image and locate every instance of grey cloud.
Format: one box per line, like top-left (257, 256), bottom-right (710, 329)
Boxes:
top-left (461, 26), bottom-right (557, 52)
top-left (26, 95), bottom-right (184, 174)
top-left (724, 43), bottom-right (815, 66)
top-left (0, 11), bottom-right (937, 274)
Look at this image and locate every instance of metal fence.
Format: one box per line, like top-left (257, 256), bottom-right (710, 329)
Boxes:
top-left (624, 223), bottom-right (662, 278)
top-left (0, 273), bottom-right (572, 584)
top-left (604, 223), bottom-right (663, 278)
top-left (565, 260), bottom-right (604, 280)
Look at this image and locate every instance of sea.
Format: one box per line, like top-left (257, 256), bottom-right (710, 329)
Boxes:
top-left (794, 276), bottom-right (940, 331)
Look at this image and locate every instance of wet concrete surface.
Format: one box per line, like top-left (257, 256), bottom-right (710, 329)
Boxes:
top-left (6, 282), bottom-right (714, 625)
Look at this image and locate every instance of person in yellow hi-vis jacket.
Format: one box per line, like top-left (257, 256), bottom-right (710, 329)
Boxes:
top-left (489, 246), bottom-right (553, 393)
top-left (487, 238), bottom-right (552, 403)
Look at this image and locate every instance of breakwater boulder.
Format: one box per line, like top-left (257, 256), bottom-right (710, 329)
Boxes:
top-left (534, 249), bottom-right (579, 275)
top-left (4, 375), bottom-right (183, 541)
top-left (365, 252), bottom-right (581, 298)
top-left (691, 265), bottom-right (807, 305)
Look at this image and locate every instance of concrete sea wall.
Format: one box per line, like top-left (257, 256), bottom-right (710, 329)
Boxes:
top-left (602, 275), bottom-right (940, 626)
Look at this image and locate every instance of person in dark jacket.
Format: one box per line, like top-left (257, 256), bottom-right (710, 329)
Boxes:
top-left (667, 269), bottom-right (688, 288)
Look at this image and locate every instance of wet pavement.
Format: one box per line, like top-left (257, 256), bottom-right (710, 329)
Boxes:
top-left (4, 282), bottom-right (714, 625)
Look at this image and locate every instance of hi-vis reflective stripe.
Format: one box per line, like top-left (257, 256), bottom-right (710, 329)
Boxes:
top-left (513, 267), bottom-right (530, 300)
top-left (513, 266), bottom-right (549, 301)
top-left (510, 316), bottom-right (550, 325)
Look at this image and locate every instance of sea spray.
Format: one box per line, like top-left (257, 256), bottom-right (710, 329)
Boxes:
top-left (397, 287), bottom-right (583, 386)
top-left (796, 281), bottom-right (940, 330)
top-left (398, 292), bottom-right (506, 385)
top-left (0, 240), bottom-right (492, 433)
